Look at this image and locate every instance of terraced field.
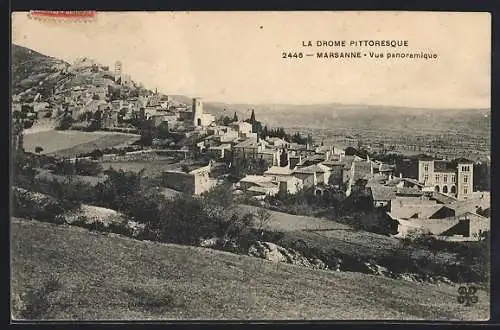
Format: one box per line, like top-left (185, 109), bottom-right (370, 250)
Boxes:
top-left (23, 130), bottom-right (139, 156)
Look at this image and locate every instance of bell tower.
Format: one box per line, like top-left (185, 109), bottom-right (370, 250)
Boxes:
top-left (192, 97), bottom-right (204, 126)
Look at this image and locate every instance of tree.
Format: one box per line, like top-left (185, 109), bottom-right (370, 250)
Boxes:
top-left (345, 146), bottom-right (358, 156)
top-left (156, 122), bottom-right (170, 139)
top-left (250, 109), bottom-right (256, 123)
top-left (35, 146), bottom-right (44, 154)
top-left (74, 159), bottom-right (102, 176)
top-left (261, 125), bottom-right (269, 139)
top-left (89, 149), bottom-right (103, 161)
top-left (139, 119), bottom-right (154, 146)
top-left (222, 115), bottom-right (232, 126)
top-left (255, 208), bottom-right (272, 239)
top-left (233, 112), bottom-right (239, 122)
top-left (291, 132), bottom-right (307, 145)
top-left (279, 148), bottom-right (288, 167)
top-left (56, 115), bottom-right (73, 130)
top-left (306, 133), bottom-right (314, 146)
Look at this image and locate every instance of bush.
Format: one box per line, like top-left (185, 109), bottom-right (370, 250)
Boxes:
top-left (159, 195), bottom-right (214, 245)
top-left (74, 159), bottom-right (102, 176)
top-left (11, 187), bottom-right (80, 221)
top-left (55, 116), bottom-right (73, 130)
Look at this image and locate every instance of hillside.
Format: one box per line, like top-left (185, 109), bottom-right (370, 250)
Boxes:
top-left (12, 44), bottom-right (69, 96)
top-left (11, 218), bottom-right (489, 320)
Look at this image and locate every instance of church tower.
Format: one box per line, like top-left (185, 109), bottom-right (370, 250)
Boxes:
top-left (192, 97), bottom-right (204, 127)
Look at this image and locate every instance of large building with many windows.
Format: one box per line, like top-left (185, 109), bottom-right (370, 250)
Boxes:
top-left (417, 156), bottom-right (474, 200)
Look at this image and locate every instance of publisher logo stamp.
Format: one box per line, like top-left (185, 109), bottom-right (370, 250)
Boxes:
top-left (28, 11), bottom-right (97, 23)
top-left (457, 286), bottom-right (478, 307)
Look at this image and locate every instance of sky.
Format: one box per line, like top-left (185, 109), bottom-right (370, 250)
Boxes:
top-left (12, 11), bottom-right (491, 108)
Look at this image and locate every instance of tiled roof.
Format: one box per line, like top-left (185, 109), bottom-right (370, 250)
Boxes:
top-left (390, 202), bottom-right (448, 219)
top-left (240, 175), bottom-right (273, 184)
top-left (315, 145), bottom-right (333, 153)
top-left (431, 192), bottom-right (457, 204)
top-left (264, 166), bottom-right (293, 176)
top-left (379, 164), bottom-right (394, 172)
top-left (369, 185), bottom-right (396, 201)
top-left (396, 187), bottom-right (423, 196)
top-left (401, 178), bottom-right (423, 187)
top-left (353, 161), bottom-right (373, 181)
top-left (385, 178), bottom-right (403, 187)
top-left (454, 157), bottom-right (474, 164)
top-left (418, 154), bottom-right (434, 161)
top-left (295, 164), bottom-right (326, 174)
top-left (289, 143), bottom-right (307, 150)
top-left (234, 138), bottom-right (259, 148)
top-left (247, 186), bottom-right (278, 194)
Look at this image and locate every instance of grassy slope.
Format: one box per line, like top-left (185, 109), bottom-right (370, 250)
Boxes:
top-left (11, 218), bottom-right (489, 321)
top-left (240, 206), bottom-right (459, 273)
top-left (239, 204), bottom-right (350, 232)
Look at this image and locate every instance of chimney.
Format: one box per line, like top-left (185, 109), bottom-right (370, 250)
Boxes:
top-left (366, 155), bottom-right (370, 163)
top-left (370, 162), bottom-right (374, 175)
top-left (399, 173), bottom-right (403, 179)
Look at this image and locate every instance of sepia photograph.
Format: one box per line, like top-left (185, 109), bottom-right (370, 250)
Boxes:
top-left (10, 11), bottom-right (491, 321)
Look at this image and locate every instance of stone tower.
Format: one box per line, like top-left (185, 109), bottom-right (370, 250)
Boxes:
top-left (417, 157), bottom-right (434, 186)
top-left (114, 61), bottom-right (122, 82)
top-left (456, 159), bottom-right (474, 200)
top-left (192, 98), bottom-right (204, 127)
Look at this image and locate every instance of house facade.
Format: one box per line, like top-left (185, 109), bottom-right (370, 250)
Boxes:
top-left (418, 156), bottom-right (473, 200)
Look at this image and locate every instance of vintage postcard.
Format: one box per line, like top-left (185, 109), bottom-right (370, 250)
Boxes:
top-left (10, 11), bottom-right (491, 321)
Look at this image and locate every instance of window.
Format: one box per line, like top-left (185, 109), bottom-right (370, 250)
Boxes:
top-left (424, 164), bottom-right (429, 171)
top-left (452, 176), bottom-right (456, 183)
top-left (424, 175), bottom-right (429, 182)
top-left (443, 175), bottom-right (448, 183)
top-left (464, 187), bottom-right (468, 194)
top-left (435, 175), bottom-right (439, 182)
top-left (464, 175), bottom-right (468, 183)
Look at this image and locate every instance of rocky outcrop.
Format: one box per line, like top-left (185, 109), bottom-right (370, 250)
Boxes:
top-left (248, 241), bottom-right (328, 270)
top-left (56, 205), bottom-right (147, 238)
top-left (12, 187), bottom-right (147, 239)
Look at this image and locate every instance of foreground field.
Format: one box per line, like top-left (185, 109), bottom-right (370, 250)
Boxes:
top-left (11, 218), bottom-right (489, 320)
top-left (23, 130), bottom-right (139, 156)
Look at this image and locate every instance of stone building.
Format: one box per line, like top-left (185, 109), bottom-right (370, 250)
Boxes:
top-left (162, 163), bottom-right (217, 195)
top-left (192, 98), bottom-right (215, 127)
top-left (418, 156), bottom-right (473, 200)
